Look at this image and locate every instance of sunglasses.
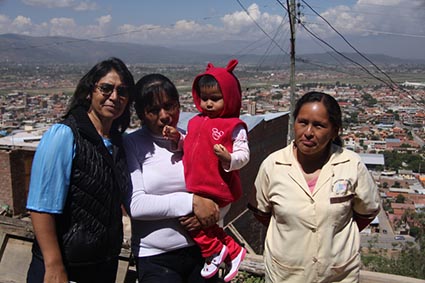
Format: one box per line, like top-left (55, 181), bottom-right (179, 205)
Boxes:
top-left (96, 83), bottom-right (130, 98)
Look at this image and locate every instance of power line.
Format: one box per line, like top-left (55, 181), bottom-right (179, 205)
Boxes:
top-left (256, 16), bottom-right (289, 69)
top-left (235, 0), bottom-right (290, 56)
top-left (300, 0), bottom-right (399, 88)
top-left (354, 29), bottom-right (425, 39)
top-left (276, 0), bottom-right (396, 88)
top-left (299, 23), bottom-right (395, 89)
top-left (0, 25), bottom-right (164, 52)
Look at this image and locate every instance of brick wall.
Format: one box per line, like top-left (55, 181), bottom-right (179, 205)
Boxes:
top-left (0, 150), bottom-right (13, 213)
top-left (0, 149), bottom-right (35, 216)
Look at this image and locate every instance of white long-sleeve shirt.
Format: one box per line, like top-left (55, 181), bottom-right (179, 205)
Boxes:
top-left (123, 126), bottom-right (195, 257)
top-left (226, 124), bottom-right (250, 171)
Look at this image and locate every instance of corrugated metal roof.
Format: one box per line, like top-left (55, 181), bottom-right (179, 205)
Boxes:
top-left (359, 153), bottom-right (385, 165)
top-left (178, 111), bottom-right (289, 132)
top-left (0, 128), bottom-right (48, 150)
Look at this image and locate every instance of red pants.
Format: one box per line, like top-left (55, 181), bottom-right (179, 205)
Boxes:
top-left (189, 224), bottom-right (242, 260)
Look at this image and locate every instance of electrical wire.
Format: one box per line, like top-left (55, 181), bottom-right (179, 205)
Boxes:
top-left (257, 15), bottom-right (289, 69)
top-left (235, 0), bottom-right (290, 56)
top-left (299, 22), bottom-right (395, 89)
top-left (276, 0), bottom-right (399, 90)
top-left (300, 0), bottom-right (399, 88)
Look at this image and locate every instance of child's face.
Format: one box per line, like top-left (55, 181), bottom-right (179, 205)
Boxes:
top-left (199, 85), bottom-right (224, 118)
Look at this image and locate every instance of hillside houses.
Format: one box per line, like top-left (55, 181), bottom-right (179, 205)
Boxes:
top-left (379, 170), bottom-right (425, 235)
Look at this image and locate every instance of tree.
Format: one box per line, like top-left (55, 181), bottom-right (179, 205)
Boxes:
top-left (394, 112), bottom-right (400, 121)
top-left (363, 211), bottom-right (425, 279)
top-left (362, 93), bottom-right (378, 106)
top-left (396, 194), bottom-right (405, 203)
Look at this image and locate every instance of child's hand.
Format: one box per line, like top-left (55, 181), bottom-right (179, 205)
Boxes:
top-left (163, 125), bottom-right (180, 143)
top-left (213, 144), bottom-right (231, 169)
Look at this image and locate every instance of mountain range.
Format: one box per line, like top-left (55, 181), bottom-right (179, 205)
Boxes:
top-left (1, 33), bottom-right (424, 67)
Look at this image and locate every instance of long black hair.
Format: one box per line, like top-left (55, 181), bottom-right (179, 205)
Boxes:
top-left (65, 57), bottom-right (135, 134)
top-left (293, 91), bottom-right (343, 146)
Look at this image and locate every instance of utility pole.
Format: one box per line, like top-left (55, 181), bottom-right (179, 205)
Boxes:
top-left (287, 0), bottom-right (296, 141)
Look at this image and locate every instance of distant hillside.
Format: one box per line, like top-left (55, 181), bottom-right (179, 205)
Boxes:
top-left (0, 33), bottom-right (423, 67)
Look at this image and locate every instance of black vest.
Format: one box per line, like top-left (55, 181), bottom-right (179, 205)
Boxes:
top-left (32, 107), bottom-right (129, 266)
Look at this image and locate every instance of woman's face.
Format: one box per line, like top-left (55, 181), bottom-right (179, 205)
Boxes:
top-left (89, 69), bottom-right (129, 122)
top-left (142, 92), bottom-right (180, 136)
top-left (294, 101), bottom-right (338, 157)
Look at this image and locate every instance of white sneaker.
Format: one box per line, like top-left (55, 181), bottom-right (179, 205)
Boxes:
top-left (200, 245), bottom-right (229, 279)
top-left (224, 247), bottom-right (247, 282)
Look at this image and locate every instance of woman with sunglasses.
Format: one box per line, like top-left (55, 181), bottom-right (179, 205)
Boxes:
top-left (26, 57), bottom-right (134, 283)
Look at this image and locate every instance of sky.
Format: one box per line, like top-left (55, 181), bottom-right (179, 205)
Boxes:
top-left (0, 0), bottom-right (424, 59)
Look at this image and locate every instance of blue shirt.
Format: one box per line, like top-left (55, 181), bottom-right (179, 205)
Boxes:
top-left (26, 124), bottom-right (112, 213)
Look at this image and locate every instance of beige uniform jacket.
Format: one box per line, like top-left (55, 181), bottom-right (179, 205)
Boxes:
top-left (250, 143), bottom-right (380, 283)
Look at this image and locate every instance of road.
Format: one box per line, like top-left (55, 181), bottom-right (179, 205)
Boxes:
top-left (395, 120), bottom-right (424, 147)
top-left (360, 203), bottom-right (416, 250)
top-left (412, 130), bottom-right (425, 148)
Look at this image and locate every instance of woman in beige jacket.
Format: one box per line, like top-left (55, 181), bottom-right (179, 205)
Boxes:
top-left (249, 91), bottom-right (380, 283)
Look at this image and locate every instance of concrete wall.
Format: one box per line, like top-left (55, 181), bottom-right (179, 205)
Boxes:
top-left (225, 113), bottom-right (288, 223)
top-left (224, 114), bottom-right (289, 254)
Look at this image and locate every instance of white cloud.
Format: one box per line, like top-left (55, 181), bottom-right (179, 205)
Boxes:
top-left (12, 15), bottom-right (32, 27)
top-left (0, 14), bottom-right (51, 36)
top-left (22, 0), bottom-right (97, 11)
top-left (97, 15), bottom-right (112, 26)
top-left (74, 1), bottom-right (97, 11)
top-left (357, 0), bottom-right (402, 6)
top-left (7, 2), bottom-right (284, 45)
top-left (48, 17), bottom-right (77, 36)
top-left (22, 0), bottom-right (76, 8)
top-left (300, 0), bottom-right (425, 39)
top-left (112, 4), bottom-right (285, 45)
top-left (0, 15), bottom-right (33, 35)
top-left (3, 1), bottom-right (423, 53)
top-left (221, 3), bottom-right (283, 35)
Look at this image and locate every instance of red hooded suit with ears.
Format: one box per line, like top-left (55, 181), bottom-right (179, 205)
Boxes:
top-left (183, 59), bottom-right (247, 207)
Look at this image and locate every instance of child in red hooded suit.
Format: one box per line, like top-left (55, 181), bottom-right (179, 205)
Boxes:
top-left (164, 59), bottom-right (249, 282)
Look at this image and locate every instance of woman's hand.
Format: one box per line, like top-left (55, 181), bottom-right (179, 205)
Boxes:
top-left (30, 211), bottom-right (69, 283)
top-left (179, 214), bottom-right (201, 231)
top-left (44, 263), bottom-right (68, 283)
top-left (192, 195), bottom-right (219, 228)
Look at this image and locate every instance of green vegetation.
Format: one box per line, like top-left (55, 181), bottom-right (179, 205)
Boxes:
top-left (362, 92), bottom-right (378, 106)
top-left (383, 150), bottom-right (425, 173)
top-left (362, 211), bottom-right (425, 279)
top-left (395, 194), bottom-right (406, 203)
top-left (233, 271), bottom-right (265, 283)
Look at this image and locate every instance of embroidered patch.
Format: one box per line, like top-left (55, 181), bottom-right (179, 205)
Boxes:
top-left (330, 179), bottom-right (354, 204)
top-left (212, 127), bottom-right (224, 141)
top-left (332, 179), bottom-right (352, 196)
